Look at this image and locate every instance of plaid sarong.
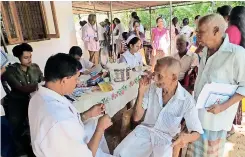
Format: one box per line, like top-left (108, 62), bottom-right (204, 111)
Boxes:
top-left (183, 129), bottom-right (227, 157)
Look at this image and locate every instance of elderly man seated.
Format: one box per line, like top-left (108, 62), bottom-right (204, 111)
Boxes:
top-left (173, 35), bottom-right (199, 82)
top-left (113, 57), bottom-right (203, 157)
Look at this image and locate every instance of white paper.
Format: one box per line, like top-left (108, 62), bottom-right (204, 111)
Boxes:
top-left (196, 82), bottom-right (239, 131)
top-left (90, 64), bottom-right (103, 74)
top-left (196, 82), bottom-right (238, 109)
top-left (1, 49), bottom-right (8, 67)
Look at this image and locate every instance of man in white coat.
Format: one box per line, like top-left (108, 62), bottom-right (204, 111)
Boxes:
top-left (114, 57), bottom-right (203, 157)
top-left (28, 53), bottom-right (114, 157)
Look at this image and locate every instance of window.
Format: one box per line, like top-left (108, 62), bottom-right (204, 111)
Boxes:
top-left (1, 1), bottom-right (59, 45)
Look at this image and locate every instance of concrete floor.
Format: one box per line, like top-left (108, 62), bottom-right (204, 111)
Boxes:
top-left (224, 114), bottom-right (245, 157)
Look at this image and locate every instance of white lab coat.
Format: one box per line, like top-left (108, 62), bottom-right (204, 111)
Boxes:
top-left (29, 86), bottom-right (113, 157)
top-left (114, 83), bottom-right (203, 157)
top-left (119, 50), bottom-right (142, 69)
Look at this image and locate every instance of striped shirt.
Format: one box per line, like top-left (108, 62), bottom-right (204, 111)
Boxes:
top-left (142, 82), bottom-right (203, 139)
top-left (114, 83), bottom-right (203, 157)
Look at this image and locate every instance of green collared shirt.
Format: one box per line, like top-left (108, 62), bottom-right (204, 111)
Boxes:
top-left (4, 63), bottom-right (43, 99)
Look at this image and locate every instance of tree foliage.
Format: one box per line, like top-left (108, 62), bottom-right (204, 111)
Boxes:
top-left (118, 1), bottom-right (245, 30)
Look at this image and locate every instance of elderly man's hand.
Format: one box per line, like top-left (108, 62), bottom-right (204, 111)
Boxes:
top-left (206, 104), bottom-right (225, 114)
top-left (139, 75), bottom-right (151, 95)
top-left (171, 133), bottom-right (189, 148)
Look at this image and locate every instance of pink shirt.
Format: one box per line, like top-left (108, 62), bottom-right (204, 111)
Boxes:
top-left (226, 25), bottom-right (241, 45)
top-left (152, 27), bottom-right (170, 52)
top-left (82, 23), bottom-right (100, 52)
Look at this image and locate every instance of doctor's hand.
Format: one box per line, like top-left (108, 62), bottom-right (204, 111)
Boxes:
top-left (206, 104), bottom-right (225, 114)
top-left (139, 75), bottom-right (151, 95)
top-left (97, 114), bottom-right (113, 131)
top-left (88, 103), bottom-right (106, 118)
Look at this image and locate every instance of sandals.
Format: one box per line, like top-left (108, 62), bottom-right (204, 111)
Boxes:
top-left (227, 130), bottom-right (235, 138)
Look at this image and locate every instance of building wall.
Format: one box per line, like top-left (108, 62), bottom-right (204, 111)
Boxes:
top-left (6, 1), bottom-right (77, 71)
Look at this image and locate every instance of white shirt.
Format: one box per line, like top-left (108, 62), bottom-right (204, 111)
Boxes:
top-left (194, 34), bottom-right (245, 131)
top-left (28, 86), bottom-right (93, 157)
top-left (173, 51), bottom-right (199, 80)
top-left (180, 25), bottom-right (194, 39)
top-left (1, 81), bottom-right (6, 116)
top-left (120, 50), bottom-right (142, 69)
top-left (98, 24), bottom-right (106, 41)
top-left (80, 57), bottom-right (94, 72)
top-left (142, 83), bottom-right (203, 135)
top-left (114, 83), bottom-right (203, 157)
top-left (114, 23), bottom-right (125, 40)
top-left (131, 24), bottom-right (144, 34)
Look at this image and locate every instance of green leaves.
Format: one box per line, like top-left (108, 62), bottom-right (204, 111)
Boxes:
top-left (116, 1), bottom-right (244, 31)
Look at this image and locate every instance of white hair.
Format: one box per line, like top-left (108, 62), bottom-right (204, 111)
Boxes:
top-left (199, 13), bottom-right (227, 34)
top-left (156, 56), bottom-right (181, 78)
top-left (176, 34), bottom-right (188, 43)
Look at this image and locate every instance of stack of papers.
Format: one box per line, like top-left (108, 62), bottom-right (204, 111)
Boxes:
top-left (196, 82), bottom-right (238, 109)
top-left (196, 82), bottom-right (239, 131)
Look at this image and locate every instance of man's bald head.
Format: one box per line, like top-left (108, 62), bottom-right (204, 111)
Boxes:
top-left (154, 56), bottom-right (181, 92)
top-left (197, 14), bottom-right (226, 48)
top-left (199, 13), bottom-right (226, 35)
top-left (155, 56), bottom-right (181, 79)
top-left (176, 35), bottom-right (189, 53)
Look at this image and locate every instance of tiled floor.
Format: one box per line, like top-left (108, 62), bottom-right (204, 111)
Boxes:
top-left (224, 114), bottom-right (245, 157)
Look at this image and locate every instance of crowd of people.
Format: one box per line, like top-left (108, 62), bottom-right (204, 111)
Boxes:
top-left (1, 4), bottom-right (245, 157)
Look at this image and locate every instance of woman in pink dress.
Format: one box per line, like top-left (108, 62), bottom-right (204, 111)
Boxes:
top-left (225, 6), bottom-right (245, 137)
top-left (150, 17), bottom-right (170, 68)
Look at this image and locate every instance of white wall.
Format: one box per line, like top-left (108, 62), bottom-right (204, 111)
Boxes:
top-left (75, 14), bottom-right (109, 60)
top-left (6, 1), bottom-right (77, 71)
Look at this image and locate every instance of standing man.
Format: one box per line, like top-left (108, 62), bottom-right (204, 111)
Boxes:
top-left (185, 14), bottom-right (245, 157)
top-left (3, 43), bottom-right (43, 157)
top-left (82, 14), bottom-right (100, 65)
top-left (29, 53), bottom-right (114, 157)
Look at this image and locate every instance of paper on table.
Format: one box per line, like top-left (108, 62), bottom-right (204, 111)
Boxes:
top-left (196, 82), bottom-right (239, 131)
top-left (90, 64), bottom-right (103, 74)
top-left (98, 82), bottom-right (113, 92)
